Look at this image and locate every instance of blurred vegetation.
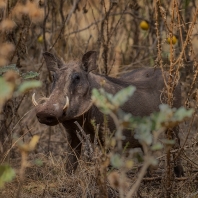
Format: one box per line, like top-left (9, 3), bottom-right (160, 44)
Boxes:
top-left (92, 86), bottom-right (193, 197)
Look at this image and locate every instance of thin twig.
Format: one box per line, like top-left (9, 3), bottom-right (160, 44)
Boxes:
top-left (49, 0), bottom-right (80, 51)
top-left (126, 157), bottom-right (152, 198)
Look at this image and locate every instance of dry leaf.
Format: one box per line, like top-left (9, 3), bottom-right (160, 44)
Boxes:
top-left (0, 19), bottom-right (16, 31)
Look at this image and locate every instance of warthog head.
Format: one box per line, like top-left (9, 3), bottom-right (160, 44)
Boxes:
top-left (33, 51), bottom-right (97, 126)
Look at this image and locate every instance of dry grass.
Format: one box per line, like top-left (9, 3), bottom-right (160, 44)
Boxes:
top-left (2, 129), bottom-right (198, 198)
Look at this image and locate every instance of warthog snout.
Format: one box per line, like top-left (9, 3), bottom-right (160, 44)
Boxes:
top-left (36, 112), bottom-right (59, 126)
top-left (32, 93), bottom-right (69, 126)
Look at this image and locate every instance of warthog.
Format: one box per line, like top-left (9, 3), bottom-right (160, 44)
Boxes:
top-left (33, 51), bottom-right (183, 177)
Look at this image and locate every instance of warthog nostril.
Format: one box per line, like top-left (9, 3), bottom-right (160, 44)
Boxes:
top-left (46, 116), bottom-right (56, 122)
top-left (36, 113), bottom-right (57, 123)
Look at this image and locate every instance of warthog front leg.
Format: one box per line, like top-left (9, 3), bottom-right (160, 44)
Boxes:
top-left (167, 126), bottom-right (184, 177)
top-left (169, 126), bottom-right (184, 177)
top-left (66, 134), bottom-right (82, 174)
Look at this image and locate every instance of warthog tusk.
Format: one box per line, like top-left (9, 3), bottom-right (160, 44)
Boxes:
top-left (32, 93), bottom-right (38, 106)
top-left (63, 96), bottom-right (69, 110)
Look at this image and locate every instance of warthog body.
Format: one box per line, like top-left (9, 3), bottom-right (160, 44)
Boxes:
top-left (33, 51), bottom-right (183, 176)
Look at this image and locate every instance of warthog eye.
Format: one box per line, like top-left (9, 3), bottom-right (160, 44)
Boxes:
top-left (52, 73), bottom-right (55, 81)
top-left (72, 73), bottom-right (80, 84)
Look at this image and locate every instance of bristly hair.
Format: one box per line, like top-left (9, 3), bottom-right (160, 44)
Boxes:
top-left (96, 74), bottom-right (132, 87)
top-left (101, 74), bottom-right (156, 90)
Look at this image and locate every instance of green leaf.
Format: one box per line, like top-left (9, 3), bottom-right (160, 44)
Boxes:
top-left (152, 104), bottom-right (194, 129)
top-left (22, 71), bottom-right (39, 79)
top-left (112, 86), bottom-right (136, 107)
top-left (0, 77), bottom-right (14, 105)
top-left (0, 164), bottom-right (15, 188)
top-left (150, 158), bottom-right (158, 166)
top-left (134, 119), bottom-right (153, 145)
top-left (91, 88), bottom-right (113, 114)
top-left (92, 86), bottom-right (136, 114)
top-left (17, 80), bottom-right (42, 93)
top-left (151, 143), bottom-right (163, 151)
top-left (110, 154), bottom-right (123, 168)
top-left (161, 139), bottom-right (175, 145)
top-left (151, 104), bottom-right (173, 130)
top-left (172, 107), bottom-right (194, 122)
top-left (34, 159), bottom-right (43, 166)
top-left (0, 64), bottom-right (19, 76)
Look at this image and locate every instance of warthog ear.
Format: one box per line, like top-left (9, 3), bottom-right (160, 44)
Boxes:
top-left (82, 51), bottom-right (97, 72)
top-left (43, 52), bottom-right (64, 72)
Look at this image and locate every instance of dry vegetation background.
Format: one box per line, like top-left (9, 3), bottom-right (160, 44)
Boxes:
top-left (0, 0), bottom-right (198, 197)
